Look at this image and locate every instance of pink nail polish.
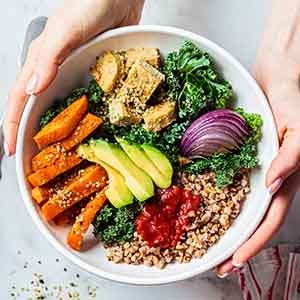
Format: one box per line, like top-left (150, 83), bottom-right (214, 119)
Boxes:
top-left (26, 73), bottom-right (38, 95)
top-left (268, 177), bottom-right (283, 196)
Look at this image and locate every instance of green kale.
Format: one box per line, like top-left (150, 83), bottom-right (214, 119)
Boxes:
top-left (113, 125), bottom-right (160, 145)
top-left (185, 109), bottom-right (263, 187)
top-left (87, 79), bottom-right (103, 104)
top-left (159, 121), bottom-right (190, 166)
top-left (39, 102), bottom-right (63, 129)
top-left (39, 80), bottom-right (103, 128)
top-left (65, 87), bottom-right (88, 105)
top-left (235, 107), bottom-right (262, 144)
top-left (92, 201), bottom-right (143, 246)
top-left (86, 80), bottom-right (106, 118)
top-left (163, 40), bottom-right (233, 121)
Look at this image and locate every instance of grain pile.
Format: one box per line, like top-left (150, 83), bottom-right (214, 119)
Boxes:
top-left (106, 170), bottom-right (250, 268)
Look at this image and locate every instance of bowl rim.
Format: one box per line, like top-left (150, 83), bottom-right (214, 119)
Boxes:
top-left (16, 24), bottom-right (278, 285)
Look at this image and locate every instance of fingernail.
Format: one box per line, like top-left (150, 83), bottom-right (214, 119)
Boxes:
top-left (26, 73), bottom-right (38, 95)
top-left (4, 141), bottom-right (11, 156)
top-left (268, 177), bottom-right (283, 196)
top-left (232, 261), bottom-right (244, 269)
top-left (216, 272), bottom-right (229, 279)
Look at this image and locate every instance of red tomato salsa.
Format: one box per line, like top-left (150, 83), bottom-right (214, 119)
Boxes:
top-left (135, 186), bottom-right (201, 249)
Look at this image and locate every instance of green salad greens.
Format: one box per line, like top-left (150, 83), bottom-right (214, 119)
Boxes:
top-left (163, 40), bottom-right (233, 121)
top-left (92, 201), bottom-right (143, 245)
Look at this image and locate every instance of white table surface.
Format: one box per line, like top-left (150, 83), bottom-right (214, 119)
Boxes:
top-left (2, 0), bottom-right (300, 299)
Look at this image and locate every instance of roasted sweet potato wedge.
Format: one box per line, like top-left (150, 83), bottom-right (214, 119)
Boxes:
top-left (32, 113), bottom-right (103, 171)
top-left (31, 168), bottom-right (80, 204)
top-left (53, 198), bottom-right (90, 226)
top-left (31, 186), bottom-right (54, 205)
top-left (27, 151), bottom-right (83, 187)
top-left (41, 165), bottom-right (107, 221)
top-left (33, 95), bottom-right (88, 149)
top-left (67, 190), bottom-right (107, 251)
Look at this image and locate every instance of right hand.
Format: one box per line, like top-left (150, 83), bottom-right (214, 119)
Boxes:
top-left (216, 52), bottom-right (300, 277)
top-left (3, 0), bottom-right (144, 156)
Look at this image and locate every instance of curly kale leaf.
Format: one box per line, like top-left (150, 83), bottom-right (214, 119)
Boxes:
top-left (39, 102), bottom-right (63, 129)
top-left (114, 125), bottom-right (160, 145)
top-left (235, 107), bottom-right (262, 144)
top-left (163, 40), bottom-right (233, 121)
top-left (92, 201), bottom-right (143, 246)
top-left (185, 109), bottom-right (263, 187)
top-left (87, 79), bottom-right (103, 104)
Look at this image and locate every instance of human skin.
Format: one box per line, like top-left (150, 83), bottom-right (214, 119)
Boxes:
top-left (3, 0), bottom-right (144, 155)
top-left (3, 0), bottom-right (300, 278)
top-left (217, 0), bottom-right (300, 277)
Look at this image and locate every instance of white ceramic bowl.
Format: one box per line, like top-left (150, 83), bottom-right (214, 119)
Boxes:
top-left (16, 25), bottom-right (278, 285)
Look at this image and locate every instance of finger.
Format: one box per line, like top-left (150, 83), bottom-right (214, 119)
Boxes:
top-left (266, 131), bottom-right (300, 194)
top-left (33, 54), bottom-right (59, 94)
top-left (3, 60), bottom-right (34, 155)
top-left (215, 258), bottom-right (234, 278)
top-left (3, 40), bottom-right (59, 155)
top-left (232, 171), bottom-right (300, 266)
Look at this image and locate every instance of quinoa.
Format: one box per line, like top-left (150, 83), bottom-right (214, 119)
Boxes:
top-left (105, 170), bottom-right (250, 268)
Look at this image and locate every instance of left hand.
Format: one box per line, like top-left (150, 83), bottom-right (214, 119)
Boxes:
top-left (3, 0), bottom-right (144, 156)
top-left (216, 53), bottom-right (300, 277)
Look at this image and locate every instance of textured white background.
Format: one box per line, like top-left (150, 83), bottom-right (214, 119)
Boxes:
top-left (2, 1), bottom-right (300, 299)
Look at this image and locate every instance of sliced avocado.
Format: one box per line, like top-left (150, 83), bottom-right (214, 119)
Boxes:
top-left (116, 138), bottom-right (171, 189)
top-left (77, 144), bottom-right (134, 208)
top-left (98, 161), bottom-right (134, 208)
top-left (141, 144), bottom-right (173, 187)
top-left (90, 140), bottom-right (154, 202)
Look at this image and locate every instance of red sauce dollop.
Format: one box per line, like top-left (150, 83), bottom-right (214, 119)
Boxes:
top-left (135, 186), bottom-right (201, 249)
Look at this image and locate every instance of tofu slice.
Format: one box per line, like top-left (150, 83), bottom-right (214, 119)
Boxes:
top-left (143, 101), bottom-right (176, 132)
top-left (123, 59), bottom-right (164, 104)
top-left (109, 60), bottom-right (165, 125)
top-left (109, 97), bottom-right (142, 126)
top-left (90, 51), bottom-right (123, 93)
top-left (125, 48), bottom-right (160, 69)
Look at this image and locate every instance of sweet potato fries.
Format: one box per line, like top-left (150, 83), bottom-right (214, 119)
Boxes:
top-left (27, 95), bottom-right (108, 251)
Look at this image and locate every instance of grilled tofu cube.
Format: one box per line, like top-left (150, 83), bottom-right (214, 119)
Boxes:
top-left (143, 101), bottom-right (176, 132)
top-left (123, 59), bottom-right (164, 104)
top-left (90, 51), bottom-right (123, 93)
top-left (125, 48), bottom-right (160, 69)
top-left (109, 97), bottom-right (142, 125)
top-left (109, 60), bottom-right (164, 125)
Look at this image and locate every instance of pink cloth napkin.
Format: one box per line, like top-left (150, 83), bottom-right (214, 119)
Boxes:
top-left (237, 244), bottom-right (300, 300)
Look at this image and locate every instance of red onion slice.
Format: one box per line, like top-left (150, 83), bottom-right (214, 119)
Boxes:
top-left (180, 109), bottom-right (250, 158)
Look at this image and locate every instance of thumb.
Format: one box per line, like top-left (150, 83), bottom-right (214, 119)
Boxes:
top-left (266, 128), bottom-right (300, 194)
top-left (3, 38), bottom-right (60, 155)
top-left (27, 55), bottom-right (58, 95)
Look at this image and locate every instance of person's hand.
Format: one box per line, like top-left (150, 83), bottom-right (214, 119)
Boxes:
top-left (216, 53), bottom-right (300, 277)
top-left (3, 0), bottom-right (144, 156)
